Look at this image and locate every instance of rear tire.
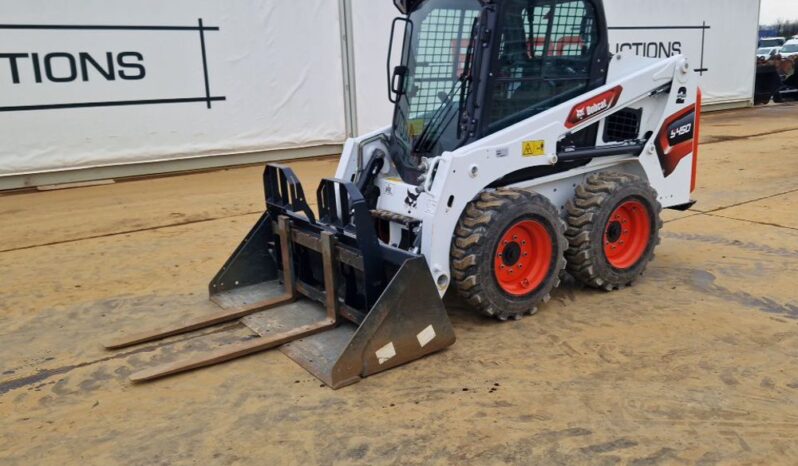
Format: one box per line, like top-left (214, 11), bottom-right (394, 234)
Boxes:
top-left (565, 172), bottom-right (662, 291)
top-left (451, 189), bottom-right (567, 321)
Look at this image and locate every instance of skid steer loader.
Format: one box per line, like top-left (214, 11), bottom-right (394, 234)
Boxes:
top-left (106, 0), bottom-right (701, 388)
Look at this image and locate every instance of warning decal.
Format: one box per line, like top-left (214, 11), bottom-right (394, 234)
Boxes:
top-left (522, 140), bottom-right (545, 157)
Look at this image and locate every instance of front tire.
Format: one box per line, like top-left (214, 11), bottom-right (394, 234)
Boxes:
top-left (565, 172), bottom-right (662, 291)
top-left (451, 189), bottom-right (567, 321)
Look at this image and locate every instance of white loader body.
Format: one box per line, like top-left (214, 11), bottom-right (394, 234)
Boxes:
top-left (337, 52), bottom-right (700, 294)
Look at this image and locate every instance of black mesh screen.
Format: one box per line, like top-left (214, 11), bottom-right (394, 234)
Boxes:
top-left (604, 108), bottom-right (642, 142)
top-left (527, 6), bottom-right (550, 57)
top-left (521, 0), bottom-right (595, 59)
top-left (410, 8), bottom-right (480, 120)
top-left (549, 1), bottom-right (594, 57)
top-left (487, 0), bottom-right (598, 132)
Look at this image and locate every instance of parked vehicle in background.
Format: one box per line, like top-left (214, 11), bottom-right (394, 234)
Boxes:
top-left (756, 64), bottom-right (782, 105)
top-left (782, 40), bottom-right (798, 59)
top-left (758, 46), bottom-right (781, 60)
top-left (760, 37), bottom-right (786, 48)
top-left (773, 67), bottom-right (798, 102)
top-left (777, 83), bottom-right (798, 102)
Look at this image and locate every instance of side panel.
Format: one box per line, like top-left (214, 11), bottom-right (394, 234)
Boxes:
top-left (633, 61), bottom-right (698, 209)
top-left (208, 211), bottom-right (279, 296)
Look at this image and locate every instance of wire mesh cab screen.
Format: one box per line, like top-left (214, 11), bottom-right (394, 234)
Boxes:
top-left (487, 0), bottom-right (599, 133)
top-left (409, 8), bottom-right (480, 122)
top-left (389, 0), bottom-right (482, 160)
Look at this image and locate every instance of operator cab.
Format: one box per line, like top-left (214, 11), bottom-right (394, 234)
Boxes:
top-left (388, 0), bottom-right (609, 183)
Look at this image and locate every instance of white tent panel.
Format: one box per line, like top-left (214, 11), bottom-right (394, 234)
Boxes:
top-left (0, 0), bottom-right (347, 177)
top-left (0, 0), bottom-right (760, 182)
top-left (605, 0), bottom-right (759, 107)
top-left (350, 0), bottom-right (401, 137)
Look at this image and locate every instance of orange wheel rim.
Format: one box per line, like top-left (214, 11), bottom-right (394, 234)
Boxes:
top-left (603, 200), bottom-right (651, 269)
top-left (494, 220), bottom-right (553, 296)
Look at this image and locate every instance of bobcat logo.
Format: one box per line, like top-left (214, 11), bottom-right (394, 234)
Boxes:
top-left (574, 99), bottom-right (608, 122)
top-left (586, 99), bottom-right (609, 117)
top-left (566, 87), bottom-right (622, 129)
top-left (404, 189), bottom-right (420, 208)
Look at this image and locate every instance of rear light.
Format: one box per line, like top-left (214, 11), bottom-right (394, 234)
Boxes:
top-left (691, 88), bottom-right (702, 193)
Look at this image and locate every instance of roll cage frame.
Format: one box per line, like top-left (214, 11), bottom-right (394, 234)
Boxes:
top-left (388, 0), bottom-right (611, 171)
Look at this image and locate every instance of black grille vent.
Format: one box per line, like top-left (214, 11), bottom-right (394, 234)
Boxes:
top-left (604, 108), bottom-right (642, 142)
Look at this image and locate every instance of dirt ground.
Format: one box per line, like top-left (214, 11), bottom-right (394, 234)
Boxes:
top-left (1, 103), bottom-right (797, 465)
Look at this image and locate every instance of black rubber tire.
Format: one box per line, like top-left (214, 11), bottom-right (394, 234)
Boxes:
top-left (451, 188), bottom-right (567, 321)
top-left (565, 172), bottom-right (662, 291)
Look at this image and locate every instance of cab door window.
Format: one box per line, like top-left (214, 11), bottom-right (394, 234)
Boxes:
top-left (486, 0), bottom-right (599, 133)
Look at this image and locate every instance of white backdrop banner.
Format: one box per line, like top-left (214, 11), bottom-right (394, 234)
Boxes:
top-left (351, 0), bottom-right (760, 135)
top-left (604, 0), bottom-right (759, 106)
top-left (1, 0), bottom-right (759, 178)
top-left (0, 0), bottom-right (347, 176)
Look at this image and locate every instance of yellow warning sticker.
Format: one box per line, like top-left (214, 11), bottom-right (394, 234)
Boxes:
top-left (522, 140), bottom-right (546, 157)
top-left (408, 119), bottom-right (425, 138)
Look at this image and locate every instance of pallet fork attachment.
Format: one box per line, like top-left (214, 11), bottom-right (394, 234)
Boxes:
top-left (106, 164), bottom-right (455, 388)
